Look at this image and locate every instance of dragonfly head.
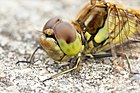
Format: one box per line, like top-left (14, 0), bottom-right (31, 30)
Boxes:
top-left (40, 17), bottom-right (82, 61)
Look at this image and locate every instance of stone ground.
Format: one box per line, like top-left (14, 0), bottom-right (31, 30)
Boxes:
top-left (0, 0), bottom-right (140, 93)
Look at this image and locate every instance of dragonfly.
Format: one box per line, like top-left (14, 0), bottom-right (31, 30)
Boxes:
top-left (17, 0), bottom-right (140, 82)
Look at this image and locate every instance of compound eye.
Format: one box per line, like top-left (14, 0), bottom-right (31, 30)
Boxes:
top-left (42, 17), bottom-right (62, 36)
top-left (43, 17), bottom-right (61, 31)
top-left (54, 22), bottom-right (76, 44)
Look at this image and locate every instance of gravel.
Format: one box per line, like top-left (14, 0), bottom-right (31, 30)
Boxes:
top-left (0, 0), bottom-right (140, 93)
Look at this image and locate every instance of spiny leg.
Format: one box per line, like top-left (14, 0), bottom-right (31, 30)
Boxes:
top-left (16, 46), bottom-right (42, 64)
top-left (124, 54), bottom-right (139, 75)
top-left (42, 53), bottom-right (81, 82)
top-left (92, 53), bottom-right (139, 74)
top-left (92, 53), bottom-right (121, 58)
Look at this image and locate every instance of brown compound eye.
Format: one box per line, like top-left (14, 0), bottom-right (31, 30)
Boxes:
top-left (54, 22), bottom-right (76, 44)
top-left (42, 17), bottom-right (62, 36)
top-left (43, 17), bottom-right (62, 31)
top-left (40, 17), bottom-right (82, 59)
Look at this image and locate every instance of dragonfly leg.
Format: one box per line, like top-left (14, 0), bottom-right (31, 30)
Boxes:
top-left (42, 53), bottom-right (81, 82)
top-left (124, 54), bottom-right (139, 75)
top-left (16, 46), bottom-right (42, 64)
top-left (92, 53), bottom-right (121, 58)
top-left (93, 53), bottom-right (139, 75)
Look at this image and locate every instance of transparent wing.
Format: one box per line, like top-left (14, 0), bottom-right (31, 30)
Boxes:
top-left (75, 1), bottom-right (140, 56)
top-left (87, 2), bottom-right (140, 73)
top-left (96, 5), bottom-right (140, 56)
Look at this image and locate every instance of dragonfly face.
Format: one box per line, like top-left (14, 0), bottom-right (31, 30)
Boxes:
top-left (40, 17), bottom-right (82, 62)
